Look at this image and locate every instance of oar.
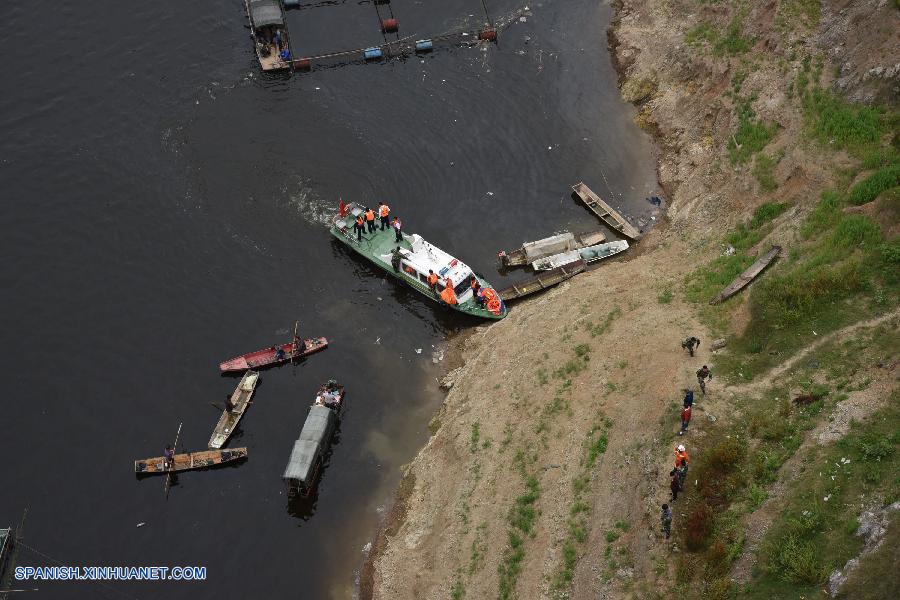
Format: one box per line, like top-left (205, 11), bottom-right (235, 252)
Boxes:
top-left (291, 320), bottom-right (299, 364)
top-left (164, 422), bottom-right (182, 499)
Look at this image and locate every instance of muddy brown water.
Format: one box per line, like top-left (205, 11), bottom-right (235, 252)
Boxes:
top-left (0, 0), bottom-right (659, 597)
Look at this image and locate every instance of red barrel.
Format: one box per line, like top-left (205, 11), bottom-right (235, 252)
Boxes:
top-left (294, 58), bottom-right (311, 71)
top-left (381, 18), bottom-right (399, 33)
top-left (478, 29), bottom-right (497, 41)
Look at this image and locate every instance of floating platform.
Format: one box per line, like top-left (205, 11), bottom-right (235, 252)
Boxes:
top-left (571, 182), bottom-right (641, 240)
top-left (498, 260), bottom-right (586, 301)
top-left (209, 370), bottom-right (260, 450)
top-left (709, 245), bottom-right (782, 305)
top-left (499, 230), bottom-right (606, 268)
top-left (134, 448), bottom-right (248, 475)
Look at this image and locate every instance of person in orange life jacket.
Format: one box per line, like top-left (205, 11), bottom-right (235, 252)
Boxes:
top-left (679, 405), bottom-right (692, 436)
top-left (378, 202), bottom-right (391, 230)
top-left (674, 444), bottom-right (689, 469)
top-left (353, 215), bottom-right (365, 241)
top-left (427, 270), bottom-right (440, 296)
top-left (364, 207), bottom-right (376, 233)
top-left (440, 278), bottom-right (457, 305)
top-left (392, 217), bottom-right (403, 242)
top-left (470, 277), bottom-right (483, 305)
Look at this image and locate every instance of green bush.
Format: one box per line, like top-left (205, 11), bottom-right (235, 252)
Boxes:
top-left (768, 533), bottom-right (827, 583)
top-left (847, 164), bottom-right (900, 205)
top-left (753, 154), bottom-right (779, 191)
top-left (857, 433), bottom-right (895, 462)
top-left (829, 215), bottom-right (883, 251)
top-left (730, 119), bottom-right (779, 164)
top-left (751, 201), bottom-right (791, 228)
top-left (685, 23), bottom-right (716, 48)
top-left (802, 89), bottom-right (885, 153)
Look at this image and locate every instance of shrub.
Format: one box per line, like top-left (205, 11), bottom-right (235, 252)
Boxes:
top-left (729, 118), bottom-right (779, 164)
top-left (750, 201), bottom-right (790, 228)
top-left (847, 164), bottom-right (900, 205)
top-left (685, 504), bottom-right (715, 550)
top-left (802, 89), bottom-right (884, 153)
top-left (685, 23), bottom-right (716, 48)
top-left (829, 215), bottom-right (883, 251)
top-left (801, 190), bottom-right (842, 238)
top-left (857, 433), bottom-right (895, 462)
top-left (714, 15), bottom-right (752, 56)
top-left (753, 153), bottom-right (779, 191)
top-left (767, 533), bottom-right (826, 583)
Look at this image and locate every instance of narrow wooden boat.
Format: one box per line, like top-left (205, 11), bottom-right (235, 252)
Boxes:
top-left (498, 260), bottom-right (586, 301)
top-left (532, 240), bottom-right (629, 271)
top-left (0, 526), bottom-right (12, 583)
top-left (209, 370), bottom-right (260, 449)
top-left (709, 245), bottom-right (782, 305)
top-left (571, 182), bottom-right (641, 240)
top-left (283, 381), bottom-right (346, 497)
top-left (244, 0), bottom-right (294, 72)
top-left (498, 230), bottom-right (607, 268)
top-left (134, 448), bottom-right (248, 475)
top-left (330, 202), bottom-right (507, 319)
top-left (219, 337), bottom-right (327, 373)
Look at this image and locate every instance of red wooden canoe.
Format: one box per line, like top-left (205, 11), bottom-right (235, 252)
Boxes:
top-left (219, 337), bottom-right (328, 373)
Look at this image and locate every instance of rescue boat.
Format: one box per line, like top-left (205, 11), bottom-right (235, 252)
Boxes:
top-left (329, 202), bottom-right (507, 319)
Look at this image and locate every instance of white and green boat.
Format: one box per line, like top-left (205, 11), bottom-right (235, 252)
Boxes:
top-left (330, 202), bottom-right (507, 320)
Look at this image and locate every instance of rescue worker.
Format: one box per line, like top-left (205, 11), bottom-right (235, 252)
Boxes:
top-left (470, 277), bottom-right (482, 304)
top-left (683, 388), bottom-right (694, 408)
top-left (682, 336), bottom-right (700, 356)
top-left (661, 504), bottom-right (672, 539)
top-left (440, 277), bottom-right (457, 305)
top-left (378, 202), bottom-right (391, 230)
top-left (365, 207), bottom-right (376, 233)
top-left (670, 471), bottom-right (680, 502)
top-left (390, 247), bottom-right (405, 272)
top-left (674, 444), bottom-right (689, 469)
top-left (354, 214), bottom-right (365, 242)
top-left (392, 217), bottom-right (403, 242)
top-left (679, 404), bottom-right (692, 435)
top-left (427, 270), bottom-right (440, 296)
top-left (164, 445), bottom-right (175, 470)
top-left (676, 458), bottom-right (688, 490)
top-left (696, 365), bottom-right (712, 395)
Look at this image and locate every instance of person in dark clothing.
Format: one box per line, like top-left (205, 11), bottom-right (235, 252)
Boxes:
top-left (676, 458), bottom-right (688, 490)
top-left (224, 394), bottom-right (234, 413)
top-left (390, 247), bottom-right (404, 272)
top-left (353, 215), bottom-right (365, 242)
top-left (392, 217), bottom-right (403, 242)
top-left (697, 365), bottom-right (712, 395)
top-left (681, 336), bottom-right (700, 356)
top-left (274, 345), bottom-right (286, 361)
top-left (294, 334), bottom-right (306, 355)
top-left (661, 504), bottom-right (672, 539)
top-left (164, 445), bottom-right (175, 470)
top-left (670, 471), bottom-right (680, 501)
top-left (683, 389), bottom-right (694, 408)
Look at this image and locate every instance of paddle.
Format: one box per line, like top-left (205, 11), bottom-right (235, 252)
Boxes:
top-left (164, 422), bottom-right (182, 499)
top-left (291, 320), bottom-right (299, 364)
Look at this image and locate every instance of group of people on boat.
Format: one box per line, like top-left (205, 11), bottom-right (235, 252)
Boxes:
top-left (272, 334), bottom-right (307, 364)
top-left (314, 379), bottom-right (342, 410)
top-left (255, 26), bottom-right (290, 61)
top-left (348, 201), bottom-right (403, 243)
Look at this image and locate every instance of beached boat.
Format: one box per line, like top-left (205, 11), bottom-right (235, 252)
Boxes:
top-left (330, 202), bottom-right (507, 319)
top-left (0, 526), bottom-right (12, 585)
top-left (134, 448), bottom-right (248, 475)
top-left (709, 245), bottom-right (782, 305)
top-left (498, 260), bottom-right (586, 301)
top-left (498, 230), bottom-right (607, 268)
top-left (244, 0), bottom-right (294, 72)
top-left (283, 382), bottom-right (345, 497)
top-left (571, 182), bottom-right (641, 240)
top-left (532, 240), bottom-right (629, 271)
top-left (209, 370), bottom-right (261, 449)
top-left (219, 337), bottom-right (328, 372)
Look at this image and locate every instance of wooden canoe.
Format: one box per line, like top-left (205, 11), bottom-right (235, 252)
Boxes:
top-left (219, 337), bottom-right (328, 372)
top-left (709, 245), bottom-right (782, 305)
top-left (571, 182), bottom-right (641, 240)
top-left (209, 370), bottom-right (260, 449)
top-left (498, 260), bottom-right (586, 301)
top-left (134, 447), bottom-right (248, 475)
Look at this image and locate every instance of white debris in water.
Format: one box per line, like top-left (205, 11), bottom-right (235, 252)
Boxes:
top-left (136, 522), bottom-right (146, 528)
top-left (377, 297), bottom-right (382, 301)
top-left (362, 542), bottom-right (372, 554)
top-left (315, 87), bottom-right (320, 91)
top-left (486, 192), bottom-right (494, 196)
top-left (547, 146), bottom-right (552, 150)
top-left (415, 348), bottom-right (422, 354)
top-left (519, 16), bottom-right (527, 22)
top-left (375, 337), bottom-right (381, 345)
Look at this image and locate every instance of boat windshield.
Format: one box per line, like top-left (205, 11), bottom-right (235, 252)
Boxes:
top-left (454, 274), bottom-right (472, 297)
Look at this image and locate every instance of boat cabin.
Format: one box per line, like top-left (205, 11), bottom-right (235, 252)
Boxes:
top-left (393, 234), bottom-right (477, 303)
top-left (245, 0), bottom-right (292, 71)
top-left (283, 404), bottom-right (337, 497)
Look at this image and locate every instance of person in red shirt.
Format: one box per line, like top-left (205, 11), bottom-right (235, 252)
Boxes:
top-left (679, 405), bottom-right (692, 436)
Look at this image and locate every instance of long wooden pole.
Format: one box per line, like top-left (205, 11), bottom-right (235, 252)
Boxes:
top-left (164, 422), bottom-right (182, 498)
top-left (291, 320), bottom-right (299, 365)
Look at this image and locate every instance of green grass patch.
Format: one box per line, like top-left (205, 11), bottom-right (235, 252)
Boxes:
top-left (498, 476), bottom-right (541, 600)
top-left (802, 88), bottom-right (886, 156)
top-left (658, 288), bottom-right (674, 304)
top-left (846, 164), bottom-right (900, 205)
top-left (729, 98), bottom-right (779, 164)
top-left (753, 153), bottom-right (779, 192)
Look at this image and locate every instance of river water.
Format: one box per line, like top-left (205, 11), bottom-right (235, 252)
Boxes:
top-left (0, 0), bottom-right (659, 598)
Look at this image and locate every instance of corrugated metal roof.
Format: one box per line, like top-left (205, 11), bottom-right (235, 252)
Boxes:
top-left (249, 0), bottom-right (283, 27)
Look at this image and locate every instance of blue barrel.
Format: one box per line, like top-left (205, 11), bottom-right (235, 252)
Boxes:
top-left (415, 39), bottom-right (433, 52)
top-left (364, 47), bottom-right (383, 60)
top-left (284, 0), bottom-right (300, 8)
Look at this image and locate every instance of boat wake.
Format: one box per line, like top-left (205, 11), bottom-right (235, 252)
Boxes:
top-left (285, 176), bottom-right (336, 227)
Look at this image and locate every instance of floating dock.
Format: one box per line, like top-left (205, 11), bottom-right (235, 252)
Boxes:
top-left (498, 260), bottom-right (586, 302)
top-left (709, 245), bottom-right (782, 305)
top-left (571, 182), bottom-right (641, 240)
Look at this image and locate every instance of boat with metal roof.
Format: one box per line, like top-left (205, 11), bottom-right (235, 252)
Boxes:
top-left (244, 0), bottom-right (294, 72)
top-left (330, 202), bottom-right (507, 319)
top-left (283, 381), bottom-right (345, 497)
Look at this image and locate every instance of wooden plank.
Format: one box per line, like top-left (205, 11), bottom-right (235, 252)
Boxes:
top-left (571, 182), bottom-right (641, 240)
top-left (709, 246), bottom-right (782, 305)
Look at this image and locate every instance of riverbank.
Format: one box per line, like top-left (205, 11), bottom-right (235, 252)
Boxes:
top-left (364, 0), bottom-right (899, 598)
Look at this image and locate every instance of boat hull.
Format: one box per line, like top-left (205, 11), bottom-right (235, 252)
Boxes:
top-left (134, 448), bottom-right (248, 475)
top-left (219, 337), bottom-right (328, 372)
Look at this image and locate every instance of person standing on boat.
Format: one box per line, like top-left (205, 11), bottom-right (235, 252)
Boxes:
top-left (427, 270), bottom-right (439, 296)
top-left (378, 202), bottom-right (391, 230)
top-left (354, 215), bottom-right (365, 242)
top-left (470, 277), bottom-right (483, 305)
top-left (440, 277), bottom-right (457, 305)
top-left (164, 445), bottom-right (175, 470)
top-left (294, 334), bottom-right (306, 355)
top-left (365, 207), bottom-right (376, 233)
top-left (392, 217), bottom-right (403, 242)
top-left (391, 247), bottom-right (405, 272)
top-left (274, 345), bottom-right (286, 361)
